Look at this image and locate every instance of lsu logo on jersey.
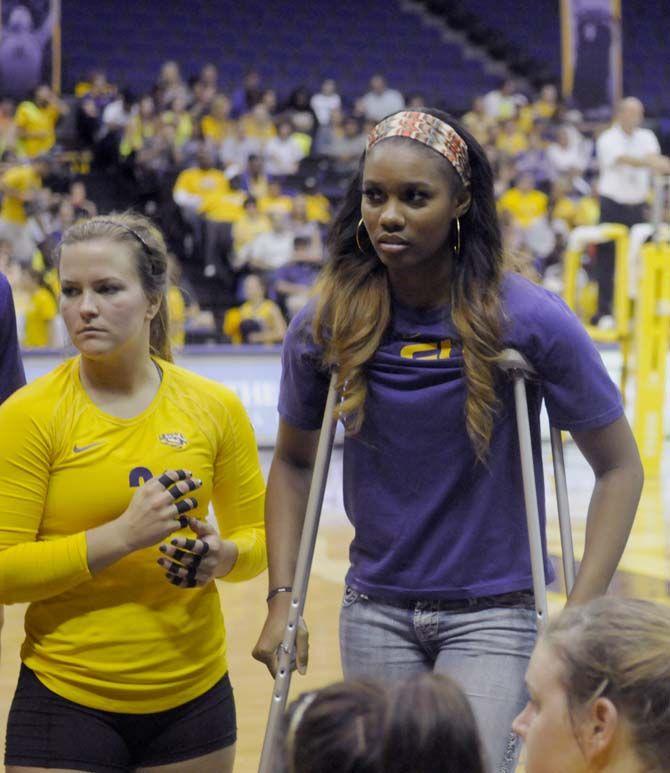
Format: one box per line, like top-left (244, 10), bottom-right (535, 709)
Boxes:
top-left (159, 432), bottom-right (188, 449)
top-left (400, 339), bottom-right (452, 361)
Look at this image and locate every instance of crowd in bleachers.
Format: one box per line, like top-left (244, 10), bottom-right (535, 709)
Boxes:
top-left (0, 62), bottom-right (647, 349)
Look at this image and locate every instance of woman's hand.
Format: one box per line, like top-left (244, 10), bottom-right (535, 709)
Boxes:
top-left (157, 516), bottom-right (239, 588)
top-left (114, 469), bottom-right (201, 552)
top-left (252, 594), bottom-right (309, 677)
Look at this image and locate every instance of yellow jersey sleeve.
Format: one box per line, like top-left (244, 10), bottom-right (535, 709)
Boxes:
top-left (209, 386), bottom-right (266, 582)
top-left (0, 379), bottom-right (91, 604)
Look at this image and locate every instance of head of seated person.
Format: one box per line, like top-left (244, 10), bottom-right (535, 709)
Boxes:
top-left (282, 674), bottom-right (486, 773)
top-left (514, 597), bottom-right (670, 773)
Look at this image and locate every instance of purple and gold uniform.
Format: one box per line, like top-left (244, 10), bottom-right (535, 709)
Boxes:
top-left (279, 272), bottom-right (622, 601)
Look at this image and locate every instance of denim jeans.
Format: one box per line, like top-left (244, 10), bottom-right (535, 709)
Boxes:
top-left (339, 586), bottom-right (537, 773)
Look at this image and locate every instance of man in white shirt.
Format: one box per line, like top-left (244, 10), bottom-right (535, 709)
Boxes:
top-left (594, 97), bottom-right (670, 323)
top-left (358, 75), bottom-right (405, 122)
top-left (310, 79), bottom-right (342, 126)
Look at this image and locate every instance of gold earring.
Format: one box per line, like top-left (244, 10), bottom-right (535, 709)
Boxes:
top-left (356, 217), bottom-right (369, 254)
top-left (454, 217), bottom-right (461, 256)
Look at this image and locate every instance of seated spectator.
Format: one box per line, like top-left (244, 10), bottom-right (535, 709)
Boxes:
top-left (313, 105), bottom-right (345, 157)
top-left (154, 60), bottom-right (190, 111)
top-left (220, 121), bottom-right (261, 172)
top-left (357, 74), bottom-right (405, 122)
top-left (69, 180), bottom-right (97, 219)
top-left (261, 88), bottom-right (279, 117)
top-left (288, 194), bottom-right (323, 246)
top-left (546, 125), bottom-right (588, 188)
top-left (281, 86), bottom-right (317, 137)
top-left (310, 79), bottom-right (341, 127)
top-left (283, 674), bottom-right (486, 773)
top-left (498, 172), bottom-right (549, 230)
top-left (302, 179), bottom-right (331, 224)
top-left (75, 70), bottom-right (117, 148)
top-left (15, 84), bottom-right (68, 159)
top-left (120, 95), bottom-right (158, 158)
top-left (461, 96), bottom-right (495, 146)
top-left (494, 118), bottom-right (529, 159)
top-left (201, 93), bottom-right (235, 147)
top-left (237, 153), bottom-right (269, 199)
top-left (99, 88), bottom-right (134, 151)
top-left (531, 83), bottom-right (560, 121)
top-left (0, 158), bottom-right (45, 264)
top-left (326, 116), bottom-right (366, 175)
top-left (238, 211), bottom-right (294, 272)
top-left (231, 196), bottom-right (272, 262)
top-left (173, 145), bottom-right (230, 252)
top-left (482, 78), bottom-right (525, 120)
top-left (515, 129), bottom-right (554, 190)
top-left (240, 103), bottom-right (277, 147)
top-left (224, 274), bottom-right (286, 345)
top-left (161, 93), bottom-right (193, 149)
top-left (271, 235), bottom-right (322, 319)
top-left (514, 597), bottom-right (670, 773)
top-left (264, 119), bottom-right (305, 178)
top-left (258, 180), bottom-right (294, 217)
top-left (231, 68), bottom-right (263, 119)
top-left (19, 265), bottom-right (57, 348)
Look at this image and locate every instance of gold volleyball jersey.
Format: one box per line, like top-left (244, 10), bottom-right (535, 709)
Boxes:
top-left (0, 357), bottom-right (266, 713)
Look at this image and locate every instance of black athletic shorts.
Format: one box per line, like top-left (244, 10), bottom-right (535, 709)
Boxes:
top-left (5, 664), bottom-right (236, 772)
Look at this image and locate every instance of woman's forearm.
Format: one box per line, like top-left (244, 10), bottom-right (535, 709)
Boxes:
top-left (568, 463), bottom-right (643, 604)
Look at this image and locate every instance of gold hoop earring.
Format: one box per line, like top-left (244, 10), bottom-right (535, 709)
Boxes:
top-left (454, 217), bottom-right (461, 256)
top-left (356, 217), bottom-right (369, 254)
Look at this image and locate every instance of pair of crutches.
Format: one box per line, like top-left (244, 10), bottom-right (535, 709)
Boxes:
top-left (258, 349), bottom-right (577, 773)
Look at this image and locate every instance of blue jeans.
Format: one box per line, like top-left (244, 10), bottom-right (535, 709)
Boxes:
top-left (339, 586), bottom-right (537, 773)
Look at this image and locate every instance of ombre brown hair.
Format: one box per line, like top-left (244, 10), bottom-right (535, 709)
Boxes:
top-left (56, 212), bottom-right (172, 362)
top-left (545, 597), bottom-right (670, 770)
top-left (315, 108), bottom-right (504, 459)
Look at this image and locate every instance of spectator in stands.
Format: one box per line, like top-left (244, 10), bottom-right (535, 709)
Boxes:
top-left (70, 180), bottom-right (97, 219)
top-left (282, 86), bottom-right (318, 138)
top-left (515, 129), bottom-right (554, 190)
top-left (546, 125), bottom-right (588, 187)
top-left (288, 194), bottom-right (323, 248)
top-left (238, 153), bottom-right (269, 199)
top-left (593, 97), bottom-right (670, 325)
top-left (173, 145), bottom-right (230, 261)
top-left (231, 195), bottom-right (272, 262)
top-left (76, 71), bottom-right (117, 148)
top-left (19, 265), bottom-right (57, 348)
top-left (0, 98), bottom-right (17, 158)
top-left (531, 83), bottom-right (559, 121)
top-left (327, 115), bottom-right (366, 175)
top-left (302, 178), bottom-right (331, 224)
top-left (495, 118), bottom-right (529, 159)
top-left (282, 674), bottom-right (486, 773)
top-left (271, 235), bottom-right (322, 319)
top-left (238, 273), bottom-right (286, 344)
top-left (312, 105), bottom-right (345, 156)
top-left (231, 68), bottom-right (263, 119)
top-left (240, 103), bottom-right (276, 147)
top-left (198, 62), bottom-right (220, 94)
top-left (238, 211), bottom-right (294, 273)
top-left (120, 94), bottom-right (158, 158)
top-left (0, 158), bottom-right (45, 264)
top-left (310, 79), bottom-right (342, 127)
top-left (15, 84), bottom-right (68, 159)
top-left (201, 94), bottom-right (235, 147)
top-left (220, 121), bottom-right (261, 173)
top-left (264, 120), bottom-right (305, 178)
top-left (155, 60), bottom-right (190, 110)
top-left (261, 88), bottom-right (279, 117)
top-left (100, 88), bottom-right (134, 144)
top-left (258, 179), bottom-right (293, 217)
top-left (482, 78), bottom-right (525, 121)
top-left (513, 597), bottom-right (670, 773)
top-left (357, 74), bottom-right (405, 122)
top-left (498, 172), bottom-right (549, 231)
top-left (461, 96), bottom-right (495, 146)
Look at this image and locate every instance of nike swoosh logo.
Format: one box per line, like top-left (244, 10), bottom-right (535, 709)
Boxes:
top-left (73, 442), bottom-right (104, 454)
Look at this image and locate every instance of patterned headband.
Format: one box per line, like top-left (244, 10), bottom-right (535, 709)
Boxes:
top-left (366, 111), bottom-right (471, 186)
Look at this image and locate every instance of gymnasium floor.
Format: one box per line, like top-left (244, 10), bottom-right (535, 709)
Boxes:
top-left (1, 368), bottom-right (669, 772)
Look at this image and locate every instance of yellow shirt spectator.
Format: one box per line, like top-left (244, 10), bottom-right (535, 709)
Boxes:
top-left (201, 115), bottom-right (235, 144)
top-left (495, 127), bottom-right (529, 158)
top-left (232, 211), bottom-right (272, 253)
top-left (23, 285), bottom-right (57, 348)
top-left (15, 101), bottom-right (59, 158)
top-left (0, 165), bottom-right (41, 224)
top-left (498, 187), bottom-right (549, 229)
top-left (167, 285), bottom-right (186, 348)
top-left (305, 192), bottom-right (331, 224)
top-left (200, 190), bottom-right (246, 223)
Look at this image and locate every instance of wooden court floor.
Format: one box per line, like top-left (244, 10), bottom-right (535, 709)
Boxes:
top-left (1, 445), bottom-right (669, 772)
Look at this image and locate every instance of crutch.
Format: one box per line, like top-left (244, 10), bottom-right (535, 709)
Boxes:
top-left (499, 349), bottom-right (576, 631)
top-left (258, 370), bottom-right (339, 773)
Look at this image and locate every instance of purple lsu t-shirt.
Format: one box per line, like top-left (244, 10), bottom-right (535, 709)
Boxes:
top-left (278, 272), bottom-right (623, 601)
top-left (0, 272), bottom-right (26, 404)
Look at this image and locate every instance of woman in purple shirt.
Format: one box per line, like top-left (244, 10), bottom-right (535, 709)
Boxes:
top-left (253, 109), bottom-right (643, 772)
